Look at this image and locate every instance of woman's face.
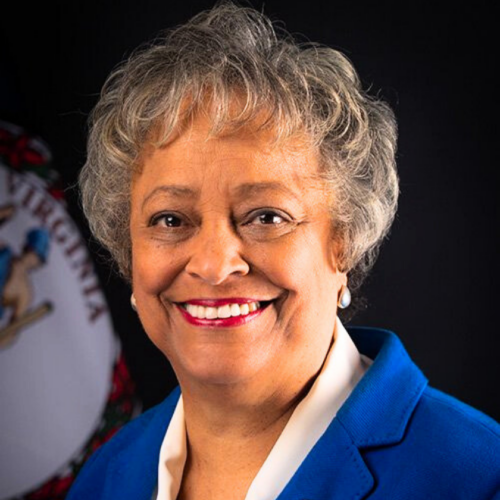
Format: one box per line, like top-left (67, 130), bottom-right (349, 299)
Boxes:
top-left (130, 114), bottom-right (347, 393)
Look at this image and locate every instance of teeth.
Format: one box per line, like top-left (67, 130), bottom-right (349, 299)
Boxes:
top-left (217, 305), bottom-right (231, 318)
top-left (205, 307), bottom-right (217, 319)
top-left (184, 301), bottom-right (261, 319)
top-left (230, 303), bottom-right (241, 317)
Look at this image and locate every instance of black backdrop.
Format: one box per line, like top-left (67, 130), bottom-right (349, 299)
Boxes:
top-left (1, 1), bottom-right (498, 420)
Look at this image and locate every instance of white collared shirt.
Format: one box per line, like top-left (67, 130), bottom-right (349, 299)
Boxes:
top-left (155, 317), bottom-right (372, 500)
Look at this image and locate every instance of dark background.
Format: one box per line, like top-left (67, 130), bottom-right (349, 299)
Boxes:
top-left (1, 2), bottom-right (498, 420)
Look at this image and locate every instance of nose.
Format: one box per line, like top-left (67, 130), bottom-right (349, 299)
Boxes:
top-left (185, 221), bottom-right (250, 285)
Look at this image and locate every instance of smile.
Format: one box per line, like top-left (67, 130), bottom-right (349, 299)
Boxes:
top-left (175, 299), bottom-right (273, 327)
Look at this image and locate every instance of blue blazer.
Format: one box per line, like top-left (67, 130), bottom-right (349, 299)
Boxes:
top-left (67, 328), bottom-right (500, 499)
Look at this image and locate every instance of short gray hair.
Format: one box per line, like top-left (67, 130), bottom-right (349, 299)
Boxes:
top-left (80, 1), bottom-right (398, 298)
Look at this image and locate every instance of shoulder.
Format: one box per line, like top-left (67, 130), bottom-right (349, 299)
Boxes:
top-left (67, 387), bottom-right (180, 500)
top-left (395, 386), bottom-right (500, 497)
top-left (96, 387), bottom-right (178, 455)
top-left (349, 325), bottom-right (499, 443)
top-left (415, 385), bottom-right (499, 459)
top-left (346, 326), bottom-right (500, 497)
top-left (363, 372), bottom-right (500, 497)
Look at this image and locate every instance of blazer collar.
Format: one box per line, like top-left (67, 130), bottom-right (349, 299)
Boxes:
top-left (277, 327), bottom-right (428, 500)
top-left (340, 327), bottom-right (428, 448)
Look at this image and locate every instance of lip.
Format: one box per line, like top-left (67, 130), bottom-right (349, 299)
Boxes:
top-left (180, 298), bottom-right (265, 307)
top-left (175, 300), bottom-right (272, 328)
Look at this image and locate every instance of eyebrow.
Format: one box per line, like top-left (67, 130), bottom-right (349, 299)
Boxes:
top-left (141, 181), bottom-right (303, 210)
top-left (141, 185), bottom-right (197, 209)
top-left (233, 182), bottom-right (302, 202)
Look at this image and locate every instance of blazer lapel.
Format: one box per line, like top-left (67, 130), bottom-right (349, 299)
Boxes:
top-left (276, 418), bottom-right (374, 500)
top-left (277, 327), bottom-right (428, 500)
top-left (106, 388), bottom-right (180, 500)
top-left (340, 328), bottom-right (428, 449)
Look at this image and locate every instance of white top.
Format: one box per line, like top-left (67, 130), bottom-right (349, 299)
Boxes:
top-left (155, 317), bottom-right (372, 500)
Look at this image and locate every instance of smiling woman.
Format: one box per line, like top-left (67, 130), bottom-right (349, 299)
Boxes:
top-left (130, 114), bottom-right (343, 391)
top-left (67, 3), bottom-right (499, 500)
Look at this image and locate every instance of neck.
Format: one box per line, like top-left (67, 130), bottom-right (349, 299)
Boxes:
top-left (178, 358), bottom-right (321, 480)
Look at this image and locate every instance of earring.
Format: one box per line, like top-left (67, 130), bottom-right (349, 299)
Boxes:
top-left (338, 286), bottom-right (351, 309)
top-left (130, 293), bottom-right (137, 311)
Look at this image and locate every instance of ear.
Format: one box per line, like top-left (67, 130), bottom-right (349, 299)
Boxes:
top-left (335, 267), bottom-right (348, 301)
top-left (337, 269), bottom-right (347, 287)
top-left (329, 235), bottom-right (347, 279)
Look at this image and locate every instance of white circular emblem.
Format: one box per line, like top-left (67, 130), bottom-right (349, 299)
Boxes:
top-left (0, 163), bottom-right (117, 498)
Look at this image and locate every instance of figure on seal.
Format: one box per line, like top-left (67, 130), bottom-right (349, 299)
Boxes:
top-left (0, 209), bottom-right (52, 348)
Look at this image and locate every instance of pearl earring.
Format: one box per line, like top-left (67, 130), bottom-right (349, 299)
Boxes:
top-left (130, 294), bottom-right (137, 311)
top-left (338, 286), bottom-right (351, 309)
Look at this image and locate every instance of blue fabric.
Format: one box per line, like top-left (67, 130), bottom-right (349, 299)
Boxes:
top-left (24, 227), bottom-right (50, 263)
top-left (67, 328), bottom-right (500, 499)
top-left (0, 246), bottom-right (13, 319)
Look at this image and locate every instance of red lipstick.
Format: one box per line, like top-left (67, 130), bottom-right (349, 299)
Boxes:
top-left (175, 299), bottom-right (271, 328)
top-left (183, 298), bottom-right (259, 307)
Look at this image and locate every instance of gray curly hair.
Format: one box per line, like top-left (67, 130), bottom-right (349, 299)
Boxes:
top-left (80, 1), bottom-right (398, 296)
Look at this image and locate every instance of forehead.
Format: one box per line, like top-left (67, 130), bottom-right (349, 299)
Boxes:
top-left (136, 113), bottom-right (324, 194)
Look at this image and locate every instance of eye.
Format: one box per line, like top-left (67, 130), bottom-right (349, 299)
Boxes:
top-left (240, 208), bottom-right (297, 241)
top-left (147, 211), bottom-right (196, 243)
top-left (250, 211), bottom-right (286, 225)
top-left (150, 212), bottom-right (184, 228)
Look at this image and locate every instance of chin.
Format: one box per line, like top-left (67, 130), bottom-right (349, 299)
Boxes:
top-left (172, 345), bottom-right (268, 387)
top-left (179, 364), bottom-right (259, 388)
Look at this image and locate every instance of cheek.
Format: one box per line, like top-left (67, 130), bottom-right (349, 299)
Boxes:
top-left (256, 231), bottom-right (337, 295)
top-left (131, 239), bottom-right (184, 296)
top-left (130, 242), bottom-right (180, 353)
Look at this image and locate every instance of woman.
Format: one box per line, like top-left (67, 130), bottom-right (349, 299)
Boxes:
top-left (67, 3), bottom-right (499, 499)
